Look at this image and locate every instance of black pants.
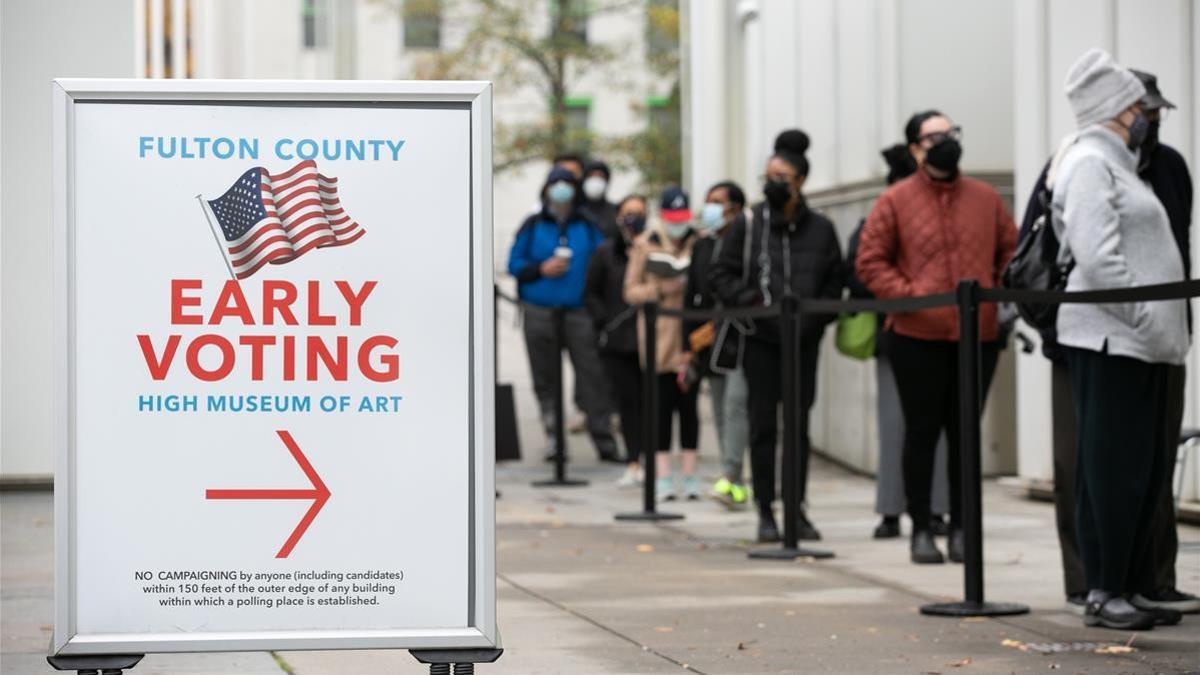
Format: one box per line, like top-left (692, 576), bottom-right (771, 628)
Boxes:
top-left (1050, 359), bottom-right (1086, 597)
top-left (889, 333), bottom-right (999, 531)
top-left (602, 352), bottom-right (643, 464)
top-left (1065, 346), bottom-right (1171, 595)
top-left (1151, 365), bottom-right (1185, 589)
top-left (742, 337), bottom-right (820, 509)
top-left (656, 373), bottom-right (699, 451)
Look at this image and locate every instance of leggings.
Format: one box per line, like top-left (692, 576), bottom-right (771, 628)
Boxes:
top-left (656, 373), bottom-right (699, 451)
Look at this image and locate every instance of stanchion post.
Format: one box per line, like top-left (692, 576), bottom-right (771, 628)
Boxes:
top-left (533, 307), bottom-right (588, 488)
top-left (750, 295), bottom-right (832, 560)
top-left (616, 303), bottom-right (682, 521)
top-left (920, 280), bottom-right (1028, 617)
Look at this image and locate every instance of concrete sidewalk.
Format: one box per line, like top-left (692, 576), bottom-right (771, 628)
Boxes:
top-left (4, 450), bottom-right (1198, 674)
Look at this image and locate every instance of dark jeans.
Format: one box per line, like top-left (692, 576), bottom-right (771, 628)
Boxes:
top-left (1065, 346), bottom-right (1171, 595)
top-left (742, 336), bottom-right (820, 509)
top-left (656, 373), bottom-right (699, 451)
top-left (522, 305), bottom-right (617, 457)
top-left (1152, 364), bottom-right (1186, 589)
top-left (888, 333), bottom-right (999, 531)
top-left (602, 352), bottom-right (643, 464)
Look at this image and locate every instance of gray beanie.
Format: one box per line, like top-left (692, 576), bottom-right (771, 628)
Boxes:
top-left (1064, 48), bottom-right (1146, 129)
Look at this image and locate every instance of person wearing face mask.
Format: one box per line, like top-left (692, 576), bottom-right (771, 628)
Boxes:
top-left (709, 130), bottom-right (846, 542)
top-left (507, 166), bottom-right (621, 465)
top-left (856, 111), bottom-right (1017, 565)
top-left (1017, 68), bottom-right (1199, 617)
top-left (580, 159), bottom-right (619, 239)
top-left (846, 145), bottom-right (951, 541)
top-left (1048, 49), bottom-right (1189, 631)
top-left (683, 181), bottom-right (752, 509)
top-left (585, 195), bottom-right (650, 487)
top-left (624, 187), bottom-right (702, 501)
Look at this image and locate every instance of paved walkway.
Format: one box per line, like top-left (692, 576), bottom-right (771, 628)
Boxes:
top-left (4, 450), bottom-right (1198, 674)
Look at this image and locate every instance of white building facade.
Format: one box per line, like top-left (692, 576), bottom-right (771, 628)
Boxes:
top-left (683, 0), bottom-right (1200, 503)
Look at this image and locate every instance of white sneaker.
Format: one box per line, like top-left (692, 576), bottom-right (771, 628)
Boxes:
top-left (615, 466), bottom-right (642, 488)
top-left (656, 476), bottom-right (677, 501)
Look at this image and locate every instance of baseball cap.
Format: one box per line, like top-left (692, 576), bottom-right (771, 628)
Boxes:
top-left (659, 186), bottom-right (692, 223)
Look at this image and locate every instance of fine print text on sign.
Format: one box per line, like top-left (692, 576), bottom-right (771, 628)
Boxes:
top-left (52, 80), bottom-right (495, 656)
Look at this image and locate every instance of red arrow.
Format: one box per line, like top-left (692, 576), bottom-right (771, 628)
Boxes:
top-left (206, 430), bottom-right (331, 558)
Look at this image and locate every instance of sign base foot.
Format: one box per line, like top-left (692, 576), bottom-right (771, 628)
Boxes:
top-left (47, 654), bottom-right (144, 674)
top-left (411, 648), bottom-right (503, 674)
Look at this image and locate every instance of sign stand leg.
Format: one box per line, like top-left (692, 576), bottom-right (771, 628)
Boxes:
top-left (411, 648), bottom-right (503, 673)
top-left (47, 654), bottom-right (144, 674)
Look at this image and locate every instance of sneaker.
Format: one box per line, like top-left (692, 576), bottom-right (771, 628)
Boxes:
top-left (615, 466), bottom-right (642, 488)
top-left (873, 516), bottom-right (901, 539)
top-left (1066, 593), bottom-right (1088, 615)
top-left (728, 483), bottom-right (750, 508)
top-left (1131, 588), bottom-right (1200, 614)
top-left (910, 530), bottom-right (945, 564)
top-left (656, 477), bottom-right (677, 502)
top-left (1083, 593), bottom-right (1155, 631)
top-left (681, 476), bottom-right (701, 501)
top-left (711, 477), bottom-right (734, 500)
top-left (930, 515), bottom-right (950, 537)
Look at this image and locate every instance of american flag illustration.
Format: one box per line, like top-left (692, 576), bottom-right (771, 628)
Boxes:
top-left (199, 160), bottom-right (365, 279)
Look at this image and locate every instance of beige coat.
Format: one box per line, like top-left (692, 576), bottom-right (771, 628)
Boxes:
top-left (623, 227), bottom-right (696, 374)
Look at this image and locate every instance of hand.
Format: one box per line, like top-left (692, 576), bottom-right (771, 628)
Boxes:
top-left (540, 257), bottom-right (569, 278)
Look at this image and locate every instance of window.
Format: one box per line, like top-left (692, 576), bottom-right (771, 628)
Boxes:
top-left (551, 0), bottom-right (588, 45)
top-left (564, 97), bottom-right (592, 154)
top-left (647, 95), bottom-right (677, 136)
top-left (645, 0), bottom-right (678, 60)
top-left (301, 0), bottom-right (328, 49)
top-left (403, 0), bottom-right (442, 50)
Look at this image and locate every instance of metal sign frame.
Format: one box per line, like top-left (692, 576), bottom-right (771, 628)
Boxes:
top-left (50, 79), bottom-right (496, 655)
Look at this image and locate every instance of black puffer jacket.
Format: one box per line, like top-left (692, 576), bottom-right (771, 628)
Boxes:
top-left (584, 234), bottom-right (639, 354)
top-left (709, 199), bottom-right (845, 344)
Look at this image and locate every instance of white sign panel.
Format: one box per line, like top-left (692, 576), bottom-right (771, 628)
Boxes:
top-left (51, 80), bottom-right (496, 655)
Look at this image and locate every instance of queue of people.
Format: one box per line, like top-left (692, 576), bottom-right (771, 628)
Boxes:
top-left (505, 47), bottom-right (1197, 631)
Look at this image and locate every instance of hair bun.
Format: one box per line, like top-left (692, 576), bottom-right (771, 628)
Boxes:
top-left (773, 129), bottom-right (810, 156)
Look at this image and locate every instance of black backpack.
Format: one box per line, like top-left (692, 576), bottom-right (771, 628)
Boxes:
top-left (1003, 146), bottom-right (1076, 332)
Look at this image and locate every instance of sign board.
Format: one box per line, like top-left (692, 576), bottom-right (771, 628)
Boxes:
top-left (51, 80), bottom-right (496, 655)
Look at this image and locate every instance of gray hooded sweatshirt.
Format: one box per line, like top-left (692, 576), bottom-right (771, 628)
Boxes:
top-left (1051, 125), bottom-right (1188, 365)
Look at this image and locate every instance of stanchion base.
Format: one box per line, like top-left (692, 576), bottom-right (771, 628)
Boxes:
top-left (920, 600), bottom-right (1031, 617)
top-left (614, 511), bottom-right (684, 521)
top-left (531, 478), bottom-right (589, 487)
top-left (748, 546), bottom-right (835, 560)
top-left (48, 654), bottom-right (144, 672)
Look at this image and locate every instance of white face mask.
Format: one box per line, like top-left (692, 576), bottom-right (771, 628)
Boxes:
top-left (665, 223), bottom-right (691, 239)
top-left (700, 203), bottom-right (725, 231)
top-left (582, 176), bottom-right (607, 201)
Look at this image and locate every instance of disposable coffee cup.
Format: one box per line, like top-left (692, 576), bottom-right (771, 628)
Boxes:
top-left (554, 246), bottom-right (573, 260)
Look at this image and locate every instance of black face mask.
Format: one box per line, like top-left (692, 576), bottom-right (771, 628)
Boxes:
top-left (763, 180), bottom-right (792, 210)
top-left (1123, 114), bottom-right (1151, 152)
top-left (924, 139), bottom-right (962, 176)
top-left (1139, 120), bottom-right (1161, 172)
top-left (620, 214), bottom-right (646, 235)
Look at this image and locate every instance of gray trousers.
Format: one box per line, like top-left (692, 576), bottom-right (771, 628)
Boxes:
top-left (709, 367), bottom-right (751, 483)
top-left (522, 305), bottom-right (617, 456)
top-left (875, 355), bottom-right (949, 517)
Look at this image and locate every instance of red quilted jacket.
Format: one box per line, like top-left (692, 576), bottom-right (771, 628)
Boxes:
top-left (855, 171), bottom-right (1017, 342)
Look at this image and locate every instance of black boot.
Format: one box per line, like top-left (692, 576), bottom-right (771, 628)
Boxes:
top-left (947, 529), bottom-right (964, 563)
top-left (910, 530), bottom-right (944, 564)
top-left (930, 515), bottom-right (949, 536)
top-left (873, 516), bottom-right (901, 539)
top-left (798, 509), bottom-right (821, 541)
top-left (757, 506), bottom-right (780, 543)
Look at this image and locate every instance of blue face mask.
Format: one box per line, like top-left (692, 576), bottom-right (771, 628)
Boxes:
top-left (547, 181), bottom-right (575, 205)
top-left (700, 203), bottom-right (725, 231)
top-left (665, 223), bottom-right (691, 239)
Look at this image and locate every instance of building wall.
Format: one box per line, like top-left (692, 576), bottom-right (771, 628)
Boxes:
top-left (1, 0), bottom-right (137, 480)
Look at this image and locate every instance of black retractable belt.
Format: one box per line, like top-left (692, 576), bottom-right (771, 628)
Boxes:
top-left (616, 302), bottom-right (683, 522)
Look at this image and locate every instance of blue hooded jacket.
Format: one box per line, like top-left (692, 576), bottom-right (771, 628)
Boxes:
top-left (507, 169), bottom-right (606, 309)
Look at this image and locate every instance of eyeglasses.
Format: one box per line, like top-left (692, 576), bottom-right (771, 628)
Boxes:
top-left (917, 126), bottom-right (963, 146)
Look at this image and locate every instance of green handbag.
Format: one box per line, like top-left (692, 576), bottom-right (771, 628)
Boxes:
top-left (835, 311), bottom-right (876, 360)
